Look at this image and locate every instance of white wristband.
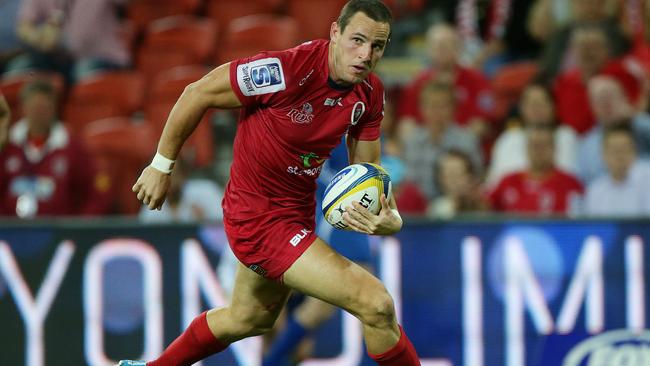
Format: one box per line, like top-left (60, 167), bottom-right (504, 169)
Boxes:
top-left (150, 152), bottom-right (175, 174)
top-left (391, 208), bottom-right (402, 222)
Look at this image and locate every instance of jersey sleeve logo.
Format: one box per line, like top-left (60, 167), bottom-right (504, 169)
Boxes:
top-left (236, 57), bottom-right (286, 96)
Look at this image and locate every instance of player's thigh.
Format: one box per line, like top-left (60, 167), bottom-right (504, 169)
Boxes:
top-left (224, 263), bottom-right (292, 327)
top-left (283, 238), bottom-right (391, 319)
top-left (294, 262), bottom-right (374, 328)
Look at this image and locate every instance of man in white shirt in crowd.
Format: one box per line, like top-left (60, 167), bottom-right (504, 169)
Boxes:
top-left (583, 123), bottom-right (650, 217)
top-left (577, 75), bottom-right (650, 184)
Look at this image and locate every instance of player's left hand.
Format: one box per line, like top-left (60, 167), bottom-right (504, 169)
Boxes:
top-left (343, 194), bottom-right (402, 235)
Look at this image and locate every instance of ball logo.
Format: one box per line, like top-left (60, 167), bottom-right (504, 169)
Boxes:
top-left (351, 101), bottom-right (365, 125)
top-left (326, 166), bottom-right (356, 194)
top-left (563, 330), bottom-right (650, 366)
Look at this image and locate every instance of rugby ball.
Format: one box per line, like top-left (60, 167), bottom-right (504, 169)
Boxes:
top-left (322, 163), bottom-right (392, 230)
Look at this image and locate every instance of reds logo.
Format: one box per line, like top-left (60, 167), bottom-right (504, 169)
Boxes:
top-left (351, 101), bottom-right (365, 125)
top-left (287, 102), bottom-right (314, 124)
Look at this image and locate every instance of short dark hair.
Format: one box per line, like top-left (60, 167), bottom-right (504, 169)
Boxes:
top-left (20, 80), bottom-right (57, 103)
top-left (337, 0), bottom-right (392, 34)
top-left (603, 120), bottom-right (635, 144)
top-left (420, 81), bottom-right (455, 105)
top-left (438, 149), bottom-right (475, 177)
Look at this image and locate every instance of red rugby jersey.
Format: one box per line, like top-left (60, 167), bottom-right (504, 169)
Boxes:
top-left (488, 169), bottom-right (584, 215)
top-left (225, 40), bottom-right (385, 221)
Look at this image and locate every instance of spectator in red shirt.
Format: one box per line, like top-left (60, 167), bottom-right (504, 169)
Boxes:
top-left (489, 124), bottom-right (584, 215)
top-left (553, 23), bottom-right (643, 135)
top-left (0, 91), bottom-right (9, 150)
top-left (0, 80), bottom-right (110, 217)
top-left (397, 23), bottom-right (495, 141)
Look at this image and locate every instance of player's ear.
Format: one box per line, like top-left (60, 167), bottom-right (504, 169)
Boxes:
top-left (330, 21), bottom-right (339, 42)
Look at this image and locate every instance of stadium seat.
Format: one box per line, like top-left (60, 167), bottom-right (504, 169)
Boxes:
top-left (82, 117), bottom-right (156, 215)
top-left (491, 62), bottom-right (540, 121)
top-left (145, 66), bottom-right (214, 167)
top-left (127, 0), bottom-right (201, 32)
top-left (382, 0), bottom-right (426, 18)
top-left (0, 71), bottom-right (65, 123)
top-left (206, 0), bottom-right (279, 34)
top-left (62, 71), bottom-right (145, 134)
top-left (287, 0), bottom-right (347, 42)
top-left (143, 16), bottom-right (218, 63)
top-left (150, 65), bottom-right (208, 100)
top-left (217, 14), bottom-right (299, 64)
top-left (136, 46), bottom-right (197, 83)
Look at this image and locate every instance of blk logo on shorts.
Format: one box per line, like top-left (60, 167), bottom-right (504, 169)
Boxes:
top-left (249, 264), bottom-right (267, 277)
top-left (289, 228), bottom-right (311, 247)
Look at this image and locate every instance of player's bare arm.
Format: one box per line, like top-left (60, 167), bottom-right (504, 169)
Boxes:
top-left (0, 94), bottom-right (10, 150)
top-left (132, 63), bottom-right (242, 210)
top-left (343, 136), bottom-right (403, 235)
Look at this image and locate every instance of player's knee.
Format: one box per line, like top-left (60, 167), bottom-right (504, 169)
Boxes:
top-left (229, 305), bottom-right (280, 336)
top-left (356, 287), bottom-right (396, 328)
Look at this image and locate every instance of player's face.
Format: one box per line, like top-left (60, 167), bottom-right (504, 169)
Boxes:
top-left (329, 12), bottom-right (390, 85)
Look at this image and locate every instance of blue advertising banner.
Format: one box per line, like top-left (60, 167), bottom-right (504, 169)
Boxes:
top-left (0, 219), bottom-right (648, 366)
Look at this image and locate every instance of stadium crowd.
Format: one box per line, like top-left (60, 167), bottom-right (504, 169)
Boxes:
top-left (0, 0), bottom-right (649, 219)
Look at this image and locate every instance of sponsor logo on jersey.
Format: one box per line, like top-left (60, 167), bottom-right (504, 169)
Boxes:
top-left (351, 101), bottom-right (366, 125)
top-left (299, 69), bottom-right (314, 86)
top-left (324, 97), bottom-right (343, 107)
top-left (287, 102), bottom-right (314, 124)
top-left (289, 228), bottom-right (312, 246)
top-left (300, 152), bottom-right (325, 168)
top-left (236, 57), bottom-right (286, 96)
top-left (287, 165), bottom-right (322, 177)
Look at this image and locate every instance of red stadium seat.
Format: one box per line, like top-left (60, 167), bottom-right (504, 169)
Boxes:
top-left (82, 117), bottom-right (156, 215)
top-left (491, 62), bottom-right (540, 121)
top-left (0, 71), bottom-right (65, 123)
top-left (150, 65), bottom-right (208, 100)
top-left (217, 14), bottom-right (299, 64)
top-left (206, 0), bottom-right (279, 34)
top-left (287, 0), bottom-right (347, 42)
top-left (382, 0), bottom-right (426, 18)
top-left (144, 16), bottom-right (218, 63)
top-left (63, 71), bottom-right (145, 134)
top-left (136, 46), bottom-right (197, 83)
top-left (127, 0), bottom-right (201, 32)
top-left (145, 66), bottom-right (214, 167)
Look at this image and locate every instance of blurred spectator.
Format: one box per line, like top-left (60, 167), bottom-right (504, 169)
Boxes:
top-left (530, 0), bottom-right (628, 80)
top-left (452, 0), bottom-right (541, 75)
top-left (577, 75), bottom-right (650, 183)
top-left (552, 24), bottom-right (642, 135)
top-left (428, 149), bottom-right (485, 219)
top-left (8, 0), bottom-right (130, 82)
top-left (0, 0), bottom-right (23, 69)
top-left (0, 91), bottom-right (10, 150)
top-left (583, 124), bottom-right (650, 217)
top-left (403, 81), bottom-right (482, 200)
top-left (0, 80), bottom-right (110, 217)
top-left (488, 83), bottom-right (578, 185)
top-left (620, 0), bottom-right (650, 72)
top-left (489, 125), bottom-right (583, 215)
top-left (139, 159), bottom-right (224, 223)
top-left (397, 23), bottom-right (495, 141)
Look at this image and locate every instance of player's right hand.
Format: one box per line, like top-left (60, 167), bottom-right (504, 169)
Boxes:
top-left (132, 166), bottom-right (171, 210)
